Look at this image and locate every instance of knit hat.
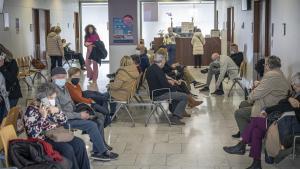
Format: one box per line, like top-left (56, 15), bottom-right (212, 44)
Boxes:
top-left (51, 67), bottom-right (67, 77)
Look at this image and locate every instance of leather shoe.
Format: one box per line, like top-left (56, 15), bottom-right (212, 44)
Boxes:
top-left (232, 131), bottom-right (241, 138)
top-left (200, 86), bottom-right (209, 92)
top-left (211, 90), bottom-right (224, 96)
top-left (182, 111), bottom-right (191, 117)
top-left (223, 141), bottom-right (246, 155)
top-left (169, 116), bottom-right (185, 125)
top-left (246, 159), bottom-right (262, 169)
top-left (201, 68), bottom-right (208, 74)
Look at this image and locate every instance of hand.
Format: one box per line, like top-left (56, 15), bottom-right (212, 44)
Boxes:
top-left (260, 111), bottom-right (267, 118)
top-left (48, 106), bottom-right (59, 114)
top-left (175, 80), bottom-right (181, 85)
top-left (168, 80), bottom-right (175, 86)
top-left (39, 106), bottom-right (48, 118)
top-left (80, 111), bottom-right (90, 120)
top-left (288, 97), bottom-right (300, 108)
top-left (253, 81), bottom-right (260, 88)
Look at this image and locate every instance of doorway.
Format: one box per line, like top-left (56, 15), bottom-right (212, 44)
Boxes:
top-left (74, 12), bottom-right (80, 52)
top-left (80, 3), bottom-right (109, 61)
top-left (226, 7), bottom-right (234, 55)
top-left (32, 9), bottom-right (50, 62)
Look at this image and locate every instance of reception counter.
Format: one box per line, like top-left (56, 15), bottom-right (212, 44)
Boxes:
top-left (153, 37), bottom-right (221, 66)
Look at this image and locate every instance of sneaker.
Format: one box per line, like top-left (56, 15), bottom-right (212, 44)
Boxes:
top-left (105, 143), bottom-right (113, 151)
top-left (169, 116), bottom-right (185, 125)
top-left (211, 90), bottom-right (224, 96)
top-left (201, 68), bottom-right (208, 74)
top-left (232, 131), bottom-right (241, 138)
top-left (90, 151), bottom-right (119, 161)
top-left (200, 86), bottom-right (209, 92)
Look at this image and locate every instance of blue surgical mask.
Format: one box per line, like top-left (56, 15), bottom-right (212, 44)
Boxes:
top-left (55, 79), bottom-right (66, 88)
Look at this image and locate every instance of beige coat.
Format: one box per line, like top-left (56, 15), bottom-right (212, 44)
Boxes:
top-left (216, 55), bottom-right (239, 88)
top-left (110, 65), bottom-right (139, 101)
top-left (249, 70), bottom-right (290, 117)
top-left (47, 32), bottom-right (64, 57)
top-left (191, 32), bottom-right (205, 55)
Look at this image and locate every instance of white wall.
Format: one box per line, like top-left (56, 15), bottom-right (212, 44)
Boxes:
top-left (270, 0), bottom-right (300, 79)
top-left (0, 0), bottom-right (79, 58)
top-left (142, 2), bottom-right (215, 48)
top-left (217, 0), bottom-right (254, 87)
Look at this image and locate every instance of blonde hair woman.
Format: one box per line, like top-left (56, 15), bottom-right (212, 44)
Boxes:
top-left (109, 56), bottom-right (139, 101)
top-left (47, 26), bottom-right (64, 70)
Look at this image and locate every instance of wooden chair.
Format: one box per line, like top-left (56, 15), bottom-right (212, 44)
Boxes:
top-left (16, 56), bottom-right (33, 90)
top-left (0, 125), bottom-right (18, 167)
top-left (0, 106), bottom-right (23, 134)
top-left (26, 55), bottom-right (47, 84)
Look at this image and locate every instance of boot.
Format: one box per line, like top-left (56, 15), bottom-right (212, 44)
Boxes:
top-left (187, 95), bottom-right (203, 108)
top-left (223, 141), bottom-right (246, 155)
top-left (246, 159), bottom-right (262, 169)
top-left (182, 111), bottom-right (191, 117)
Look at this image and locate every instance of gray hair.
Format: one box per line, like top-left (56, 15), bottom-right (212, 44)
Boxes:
top-left (154, 54), bottom-right (165, 63)
top-left (267, 55), bottom-right (281, 69)
top-left (36, 83), bottom-right (58, 99)
top-left (291, 72), bottom-right (300, 85)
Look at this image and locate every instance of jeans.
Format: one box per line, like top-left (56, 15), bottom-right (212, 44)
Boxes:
top-left (65, 53), bottom-right (85, 67)
top-left (156, 92), bottom-right (187, 118)
top-left (50, 55), bottom-right (63, 70)
top-left (46, 137), bottom-right (90, 169)
top-left (9, 98), bottom-right (19, 108)
top-left (205, 60), bottom-right (223, 91)
top-left (67, 119), bottom-right (107, 154)
top-left (167, 44), bottom-right (176, 65)
top-left (242, 117), bottom-right (266, 160)
top-left (234, 101), bottom-right (252, 133)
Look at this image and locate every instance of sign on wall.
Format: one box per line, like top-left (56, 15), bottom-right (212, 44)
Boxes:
top-left (112, 15), bottom-right (134, 43)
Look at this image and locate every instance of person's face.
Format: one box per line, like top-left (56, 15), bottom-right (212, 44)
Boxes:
top-left (52, 74), bottom-right (67, 81)
top-left (168, 28), bottom-right (173, 34)
top-left (211, 53), bottom-right (219, 61)
top-left (71, 72), bottom-right (81, 79)
top-left (160, 58), bottom-right (166, 68)
top-left (231, 46), bottom-right (238, 54)
top-left (88, 27), bottom-right (94, 34)
top-left (123, 16), bottom-right (133, 26)
top-left (292, 83), bottom-right (300, 92)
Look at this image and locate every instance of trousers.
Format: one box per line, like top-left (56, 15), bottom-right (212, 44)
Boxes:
top-left (242, 117), bottom-right (266, 160)
top-left (156, 92), bottom-right (187, 118)
top-left (235, 101), bottom-right (252, 133)
top-left (205, 60), bottom-right (223, 91)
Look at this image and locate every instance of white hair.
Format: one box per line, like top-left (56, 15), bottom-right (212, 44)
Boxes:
top-left (291, 72), bottom-right (300, 85)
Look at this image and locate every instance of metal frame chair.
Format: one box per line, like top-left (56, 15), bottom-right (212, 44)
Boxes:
top-left (145, 88), bottom-right (172, 127)
top-left (63, 52), bottom-right (75, 67)
top-left (227, 61), bottom-right (247, 97)
top-left (26, 56), bottom-right (47, 85)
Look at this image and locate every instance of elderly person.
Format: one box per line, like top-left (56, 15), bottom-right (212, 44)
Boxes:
top-left (223, 72), bottom-right (299, 169)
top-left (0, 51), bottom-right (22, 107)
top-left (146, 49), bottom-right (188, 125)
top-left (191, 28), bottom-right (205, 68)
top-left (47, 26), bottom-right (64, 70)
top-left (200, 53), bottom-right (239, 95)
top-left (51, 67), bottom-right (118, 161)
top-left (0, 69), bottom-right (9, 123)
top-left (23, 83), bottom-right (90, 169)
top-left (232, 55), bottom-right (290, 139)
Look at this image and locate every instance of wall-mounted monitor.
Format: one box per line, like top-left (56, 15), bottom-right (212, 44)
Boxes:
top-left (242, 0), bottom-right (251, 11)
top-left (0, 0), bottom-right (4, 13)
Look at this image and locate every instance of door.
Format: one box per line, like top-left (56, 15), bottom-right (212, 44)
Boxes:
top-left (226, 7), bottom-right (234, 55)
top-left (74, 12), bottom-right (80, 52)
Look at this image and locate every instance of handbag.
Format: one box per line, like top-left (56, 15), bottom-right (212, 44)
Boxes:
top-left (265, 121), bottom-right (281, 157)
top-left (31, 58), bottom-right (46, 69)
top-left (45, 126), bottom-right (74, 142)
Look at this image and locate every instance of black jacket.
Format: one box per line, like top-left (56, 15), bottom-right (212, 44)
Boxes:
top-left (89, 40), bottom-right (107, 64)
top-left (146, 64), bottom-right (171, 98)
top-left (8, 141), bottom-right (64, 169)
top-left (0, 59), bottom-right (22, 99)
top-left (230, 52), bottom-right (243, 67)
top-left (265, 92), bottom-right (300, 122)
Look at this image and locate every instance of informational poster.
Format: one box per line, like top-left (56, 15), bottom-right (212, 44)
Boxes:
top-left (112, 15), bottom-right (134, 43)
top-left (181, 22), bottom-right (194, 33)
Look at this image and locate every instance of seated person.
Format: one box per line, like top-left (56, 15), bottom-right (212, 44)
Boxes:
top-left (200, 53), bottom-right (239, 95)
top-left (65, 67), bottom-right (114, 126)
top-left (232, 56), bottom-right (290, 138)
top-left (223, 72), bottom-right (300, 169)
top-left (229, 44), bottom-right (244, 68)
top-left (51, 67), bottom-right (118, 161)
top-left (23, 83), bottom-right (90, 169)
top-left (146, 49), bottom-right (188, 125)
top-left (62, 39), bottom-right (86, 70)
top-left (136, 45), bottom-right (150, 73)
top-left (0, 70), bottom-right (9, 123)
top-left (109, 55), bottom-right (139, 101)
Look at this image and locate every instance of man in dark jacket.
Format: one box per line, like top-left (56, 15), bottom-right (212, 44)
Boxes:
top-left (146, 52), bottom-right (188, 125)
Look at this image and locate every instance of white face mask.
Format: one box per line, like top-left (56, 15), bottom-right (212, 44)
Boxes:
top-left (135, 50), bottom-right (140, 55)
top-left (48, 99), bottom-right (56, 106)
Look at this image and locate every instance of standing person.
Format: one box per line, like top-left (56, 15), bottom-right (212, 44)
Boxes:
top-left (0, 52), bottom-right (22, 107)
top-left (47, 26), bottom-right (64, 70)
top-left (84, 24), bottom-right (100, 84)
top-left (163, 27), bottom-right (178, 65)
top-left (191, 29), bottom-right (205, 68)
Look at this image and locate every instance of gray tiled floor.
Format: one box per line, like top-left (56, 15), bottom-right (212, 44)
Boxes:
top-left (19, 64), bottom-right (300, 169)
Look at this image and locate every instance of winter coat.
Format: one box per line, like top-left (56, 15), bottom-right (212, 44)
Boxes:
top-left (0, 59), bottom-right (22, 100)
top-left (191, 32), bottom-right (205, 55)
top-left (89, 40), bottom-right (107, 64)
top-left (0, 72), bottom-right (10, 112)
top-left (109, 65), bottom-right (139, 101)
top-left (47, 32), bottom-right (64, 57)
